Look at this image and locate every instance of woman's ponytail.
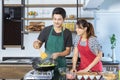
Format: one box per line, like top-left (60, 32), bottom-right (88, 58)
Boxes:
top-left (87, 22), bottom-right (96, 38)
top-left (76, 19), bottom-right (96, 39)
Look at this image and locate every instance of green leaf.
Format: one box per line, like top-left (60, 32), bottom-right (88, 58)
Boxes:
top-left (110, 34), bottom-right (116, 49)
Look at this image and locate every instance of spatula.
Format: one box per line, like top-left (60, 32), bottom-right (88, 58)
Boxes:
top-left (39, 49), bottom-right (48, 60)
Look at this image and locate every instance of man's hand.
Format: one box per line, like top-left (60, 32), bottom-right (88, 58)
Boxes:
top-left (51, 52), bottom-right (60, 59)
top-left (33, 40), bottom-right (40, 49)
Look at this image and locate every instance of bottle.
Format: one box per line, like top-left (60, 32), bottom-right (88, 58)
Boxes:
top-left (118, 64), bottom-right (120, 80)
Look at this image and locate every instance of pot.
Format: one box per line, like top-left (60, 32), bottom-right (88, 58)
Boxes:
top-left (32, 57), bottom-right (57, 71)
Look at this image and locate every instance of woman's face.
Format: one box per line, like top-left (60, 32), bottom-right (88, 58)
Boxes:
top-left (76, 24), bottom-right (87, 36)
top-left (52, 14), bottom-right (64, 28)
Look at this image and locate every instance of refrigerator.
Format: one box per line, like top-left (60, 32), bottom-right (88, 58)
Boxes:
top-left (2, 6), bottom-right (23, 48)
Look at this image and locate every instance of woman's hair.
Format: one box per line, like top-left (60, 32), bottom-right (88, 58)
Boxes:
top-left (52, 7), bottom-right (66, 19)
top-left (76, 19), bottom-right (96, 39)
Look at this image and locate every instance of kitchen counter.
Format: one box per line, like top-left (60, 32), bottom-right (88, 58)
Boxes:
top-left (0, 64), bottom-right (33, 79)
top-left (0, 57), bottom-right (33, 79)
top-left (102, 61), bottom-right (120, 65)
top-left (52, 70), bottom-right (105, 80)
top-left (66, 57), bottom-right (120, 65)
top-left (0, 57), bottom-right (119, 79)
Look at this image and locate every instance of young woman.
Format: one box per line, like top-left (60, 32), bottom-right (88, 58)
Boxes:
top-left (71, 19), bottom-right (103, 73)
top-left (33, 7), bottom-right (72, 68)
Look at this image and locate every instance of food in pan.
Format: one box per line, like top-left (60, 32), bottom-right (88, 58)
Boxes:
top-left (37, 62), bottom-right (55, 67)
top-left (37, 59), bottom-right (55, 67)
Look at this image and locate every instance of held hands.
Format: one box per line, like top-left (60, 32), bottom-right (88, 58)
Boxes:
top-left (33, 41), bottom-right (40, 49)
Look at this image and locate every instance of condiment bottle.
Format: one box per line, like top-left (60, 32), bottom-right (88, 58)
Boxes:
top-left (118, 64), bottom-right (120, 80)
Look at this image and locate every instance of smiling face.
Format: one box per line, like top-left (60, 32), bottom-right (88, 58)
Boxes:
top-left (52, 14), bottom-right (64, 28)
top-left (76, 24), bottom-right (87, 36)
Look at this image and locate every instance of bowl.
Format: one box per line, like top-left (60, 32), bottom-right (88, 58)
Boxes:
top-left (89, 75), bottom-right (95, 79)
top-left (77, 75), bottom-right (82, 80)
top-left (83, 75), bottom-right (89, 80)
top-left (95, 75), bottom-right (101, 80)
top-left (102, 72), bottom-right (118, 80)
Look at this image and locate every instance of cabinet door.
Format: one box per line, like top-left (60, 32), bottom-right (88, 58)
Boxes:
top-left (103, 65), bottom-right (118, 72)
top-left (2, 5), bottom-right (24, 49)
top-left (3, 19), bottom-right (21, 45)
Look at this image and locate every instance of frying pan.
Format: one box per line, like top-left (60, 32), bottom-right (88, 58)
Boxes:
top-left (32, 57), bottom-right (57, 71)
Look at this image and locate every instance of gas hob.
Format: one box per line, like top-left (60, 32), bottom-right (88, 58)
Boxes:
top-left (24, 70), bottom-right (54, 80)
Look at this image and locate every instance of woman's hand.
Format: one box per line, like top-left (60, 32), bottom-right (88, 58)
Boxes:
top-left (33, 40), bottom-right (40, 49)
top-left (70, 68), bottom-right (77, 73)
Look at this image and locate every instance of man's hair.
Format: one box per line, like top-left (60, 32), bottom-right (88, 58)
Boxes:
top-left (52, 7), bottom-right (66, 19)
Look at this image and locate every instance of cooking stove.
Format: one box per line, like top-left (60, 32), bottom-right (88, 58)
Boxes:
top-left (24, 69), bottom-right (54, 80)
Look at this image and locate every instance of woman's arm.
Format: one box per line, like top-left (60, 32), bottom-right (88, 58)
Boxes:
top-left (71, 47), bottom-right (79, 72)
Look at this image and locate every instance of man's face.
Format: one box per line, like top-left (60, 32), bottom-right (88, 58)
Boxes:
top-left (52, 14), bottom-right (64, 28)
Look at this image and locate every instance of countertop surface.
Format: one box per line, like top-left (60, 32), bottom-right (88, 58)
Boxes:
top-left (0, 57), bottom-right (120, 65)
top-left (0, 57), bottom-right (117, 80)
top-left (52, 70), bottom-right (104, 80)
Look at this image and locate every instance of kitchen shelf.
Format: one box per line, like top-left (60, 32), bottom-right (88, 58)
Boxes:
top-left (25, 29), bottom-right (75, 33)
top-left (24, 0), bottom-right (94, 33)
top-left (25, 4), bottom-right (83, 7)
top-left (24, 17), bottom-right (94, 20)
top-left (4, 4), bottom-right (24, 7)
top-left (3, 45), bottom-right (22, 48)
top-left (26, 31), bottom-right (40, 33)
top-left (78, 17), bottom-right (94, 20)
top-left (24, 18), bottom-right (77, 20)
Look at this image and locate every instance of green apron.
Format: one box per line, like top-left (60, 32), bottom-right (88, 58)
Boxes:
top-left (45, 27), bottom-right (66, 68)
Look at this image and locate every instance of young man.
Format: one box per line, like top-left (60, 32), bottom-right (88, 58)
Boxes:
top-left (33, 7), bottom-right (72, 68)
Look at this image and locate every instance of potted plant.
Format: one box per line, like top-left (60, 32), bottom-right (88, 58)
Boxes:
top-left (110, 34), bottom-right (116, 62)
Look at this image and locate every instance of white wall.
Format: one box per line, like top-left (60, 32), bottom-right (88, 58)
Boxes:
top-left (95, 0), bottom-right (120, 60)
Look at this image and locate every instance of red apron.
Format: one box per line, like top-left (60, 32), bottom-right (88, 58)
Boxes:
top-left (77, 37), bottom-right (102, 72)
